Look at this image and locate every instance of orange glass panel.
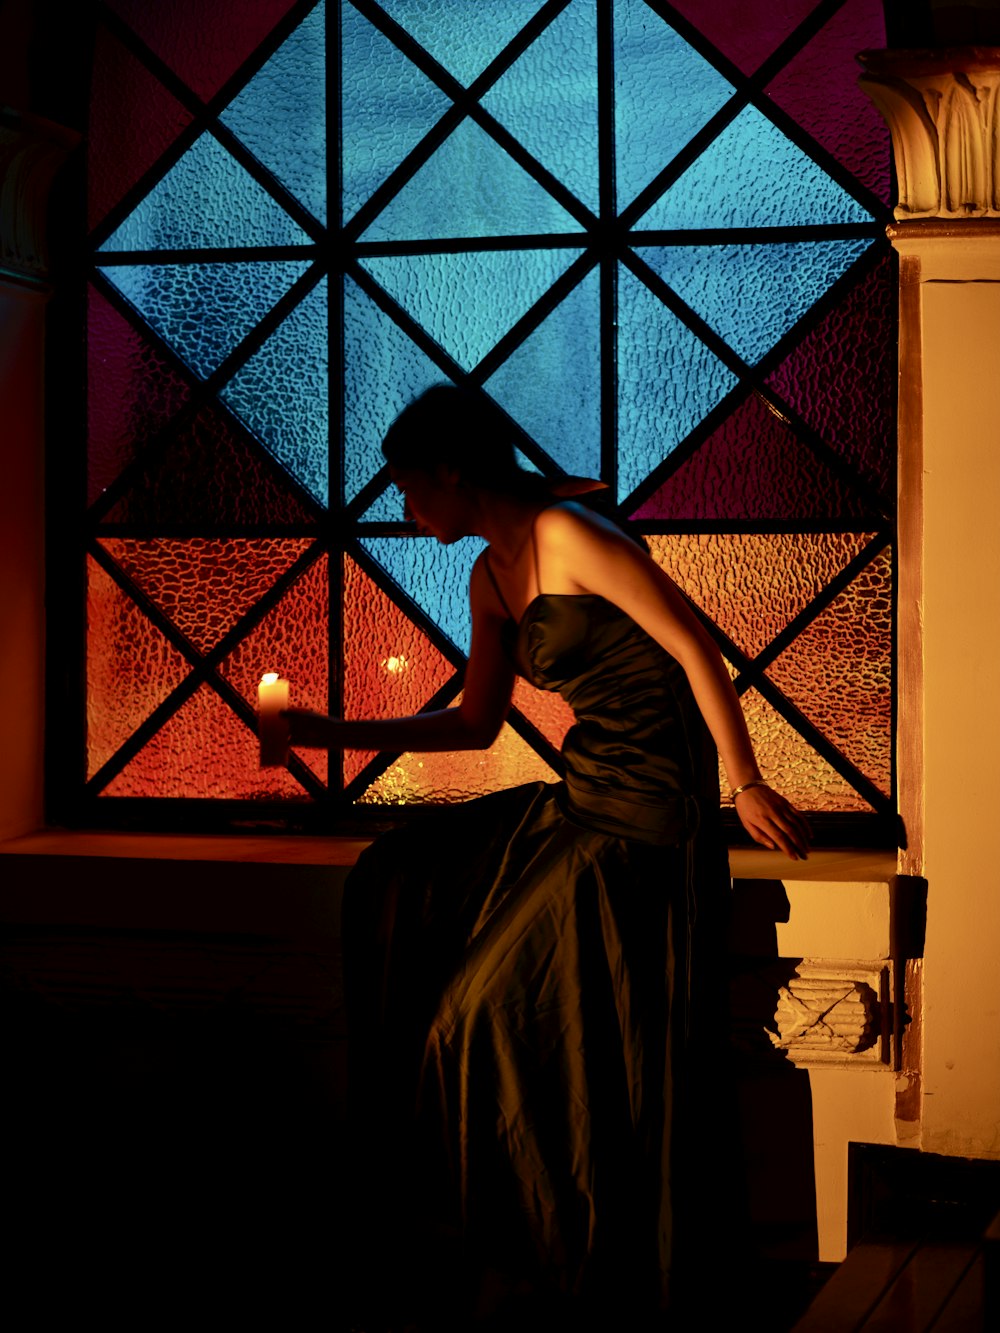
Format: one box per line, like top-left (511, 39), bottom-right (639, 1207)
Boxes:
top-left (102, 683), bottom-right (306, 799)
top-left (219, 553), bottom-right (329, 785)
top-left (342, 554), bottom-right (456, 785)
top-left (767, 547), bottom-right (891, 795)
top-left (512, 678), bottom-right (574, 752)
top-left (99, 537), bottom-right (313, 654)
top-left (87, 555), bottom-right (193, 779)
top-left (647, 532), bottom-right (876, 659)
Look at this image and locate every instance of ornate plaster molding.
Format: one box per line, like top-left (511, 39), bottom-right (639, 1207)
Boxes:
top-left (769, 961), bottom-right (890, 1068)
top-left (0, 108), bottom-right (79, 287)
top-left (859, 48), bottom-right (1000, 220)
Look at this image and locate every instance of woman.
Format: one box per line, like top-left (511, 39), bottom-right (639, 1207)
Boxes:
top-left (286, 385), bottom-right (809, 1329)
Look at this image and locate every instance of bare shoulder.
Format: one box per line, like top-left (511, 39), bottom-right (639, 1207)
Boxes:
top-left (536, 500), bottom-right (628, 547)
top-left (470, 546), bottom-right (506, 619)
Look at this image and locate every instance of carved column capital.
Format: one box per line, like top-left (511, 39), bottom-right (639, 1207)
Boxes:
top-left (859, 48), bottom-right (1000, 220)
top-left (0, 108), bottom-right (79, 288)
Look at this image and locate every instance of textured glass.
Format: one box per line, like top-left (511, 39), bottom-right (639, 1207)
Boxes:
top-left (640, 105), bottom-right (871, 230)
top-left (86, 556), bottom-right (193, 779)
top-left (668, 0), bottom-right (819, 77)
top-left (220, 279), bottom-right (329, 506)
top-left (100, 260), bottom-right (312, 380)
top-left (103, 683), bottom-right (308, 799)
top-left (362, 119), bottom-right (582, 243)
top-left (87, 284), bottom-right (190, 506)
top-left (723, 687), bottom-right (872, 813)
top-left (375, 0), bottom-right (544, 88)
top-left (766, 0), bottom-right (889, 203)
top-left (614, 0), bottom-right (734, 210)
top-left (99, 133), bottom-right (310, 253)
top-left (88, 25), bottom-right (194, 232)
top-left (646, 532), bottom-right (876, 660)
top-left (99, 538), bottom-right (313, 654)
top-left (342, 555), bottom-right (456, 784)
top-left (341, 0), bottom-right (452, 224)
top-left (221, 1), bottom-right (327, 223)
top-left (767, 547), bottom-right (892, 795)
top-left (359, 248), bottom-right (582, 372)
top-left (359, 536), bottom-right (486, 654)
top-left (360, 484), bottom-right (405, 522)
top-left (512, 678), bottom-right (574, 752)
top-left (106, 404), bottom-right (315, 526)
top-left (219, 554), bottom-right (330, 785)
top-left (343, 275), bottom-right (444, 502)
top-left (358, 694), bottom-right (556, 805)
top-left (617, 263), bottom-right (738, 501)
top-left (485, 266), bottom-right (601, 480)
top-left (638, 239), bottom-right (872, 367)
top-left (105, 0), bottom-right (301, 102)
top-left (481, 0), bottom-right (598, 213)
top-left (631, 391), bottom-right (871, 522)
top-left (766, 254), bottom-right (895, 498)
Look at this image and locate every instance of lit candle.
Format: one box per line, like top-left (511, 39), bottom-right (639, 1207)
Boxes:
top-left (258, 672), bottom-right (290, 768)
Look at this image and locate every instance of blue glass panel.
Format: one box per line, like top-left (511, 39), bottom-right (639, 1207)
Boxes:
top-left (362, 118), bottom-right (582, 242)
top-left (341, 0), bottom-right (451, 224)
top-left (360, 484), bottom-right (404, 521)
top-left (638, 239), bottom-right (873, 366)
top-left (359, 247), bottom-right (582, 371)
top-left (639, 105), bottom-right (873, 229)
top-left (220, 0), bottom-right (326, 224)
top-left (99, 261), bottom-right (312, 379)
top-left (485, 266), bottom-right (601, 479)
top-left (219, 279), bottom-right (329, 506)
top-left (481, 0), bottom-right (598, 213)
top-left (375, 0), bottom-right (545, 88)
top-left (360, 535), bottom-right (487, 653)
top-left (617, 262), bottom-right (738, 501)
top-left (343, 274), bottom-right (445, 502)
top-left (614, 0), bottom-right (734, 211)
top-left (98, 133), bottom-right (310, 252)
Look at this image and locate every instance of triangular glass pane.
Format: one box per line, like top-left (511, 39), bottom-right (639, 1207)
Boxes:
top-left (485, 267), bottom-right (601, 480)
top-left (99, 132), bottom-right (311, 251)
top-left (359, 248), bottom-right (582, 372)
top-left (668, 0), bottom-right (818, 77)
top-left (617, 262), bottom-right (737, 502)
top-left (646, 531), bottom-right (875, 660)
top-left (361, 118), bottom-right (583, 242)
top-left (614, 0), bottom-right (734, 210)
top-left (630, 392), bottom-right (872, 522)
top-left (220, 0), bottom-right (326, 223)
top-left (342, 554), bottom-right (457, 784)
top-left (99, 537), bottom-right (313, 654)
top-left (220, 278), bottom-right (329, 506)
top-left (341, 0), bottom-right (452, 224)
top-left (375, 0), bottom-right (546, 88)
top-left (511, 678), bottom-right (574, 753)
top-left (343, 274), bottom-right (446, 502)
top-left (639, 105), bottom-right (872, 229)
top-left (359, 484), bottom-right (405, 522)
top-left (481, 0), bottom-right (598, 213)
top-left (359, 535), bottom-right (486, 654)
top-left (102, 682), bottom-right (308, 799)
top-left (99, 260), bottom-right (312, 380)
top-left (767, 547), bottom-right (892, 796)
top-left (638, 239), bottom-right (872, 366)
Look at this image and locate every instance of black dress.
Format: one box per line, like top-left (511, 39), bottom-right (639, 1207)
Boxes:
top-left (343, 592), bottom-right (730, 1329)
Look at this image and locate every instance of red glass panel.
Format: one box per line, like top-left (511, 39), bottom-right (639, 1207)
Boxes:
top-left (88, 23), bottom-right (194, 231)
top-left (102, 682), bottom-right (307, 798)
top-left (631, 392), bottom-right (871, 521)
top-left (512, 678), bottom-right (574, 752)
top-left (219, 553), bottom-right (329, 784)
top-left (105, 403), bottom-right (315, 526)
top-left (765, 0), bottom-right (889, 203)
top-left (765, 255), bottom-right (895, 499)
top-left (99, 537), bottom-right (314, 654)
top-left (88, 284), bottom-right (190, 507)
top-left (668, 0), bottom-right (819, 76)
top-left (342, 555), bottom-right (456, 785)
top-left (105, 0), bottom-right (302, 102)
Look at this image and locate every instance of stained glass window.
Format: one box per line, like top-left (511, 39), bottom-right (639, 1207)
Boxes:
top-left (70, 0), bottom-right (895, 836)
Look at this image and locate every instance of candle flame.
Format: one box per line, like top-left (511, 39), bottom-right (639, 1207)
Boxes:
top-left (260, 672), bottom-right (280, 686)
top-left (383, 655), bottom-right (408, 674)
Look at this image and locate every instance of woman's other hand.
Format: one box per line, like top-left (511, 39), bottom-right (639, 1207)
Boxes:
top-left (734, 783), bottom-right (811, 860)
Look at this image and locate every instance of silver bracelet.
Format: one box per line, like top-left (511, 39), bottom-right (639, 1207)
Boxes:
top-left (731, 778), bottom-right (768, 800)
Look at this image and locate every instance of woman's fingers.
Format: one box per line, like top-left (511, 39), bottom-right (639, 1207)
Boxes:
top-left (736, 787), bottom-right (811, 860)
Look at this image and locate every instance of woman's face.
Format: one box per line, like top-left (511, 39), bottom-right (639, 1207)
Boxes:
top-left (390, 465), bottom-right (468, 543)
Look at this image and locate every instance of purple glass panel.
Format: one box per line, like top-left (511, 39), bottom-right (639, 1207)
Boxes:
top-left (631, 391), bottom-right (871, 522)
top-left (765, 0), bottom-right (889, 203)
top-left (667, 0), bottom-right (819, 76)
